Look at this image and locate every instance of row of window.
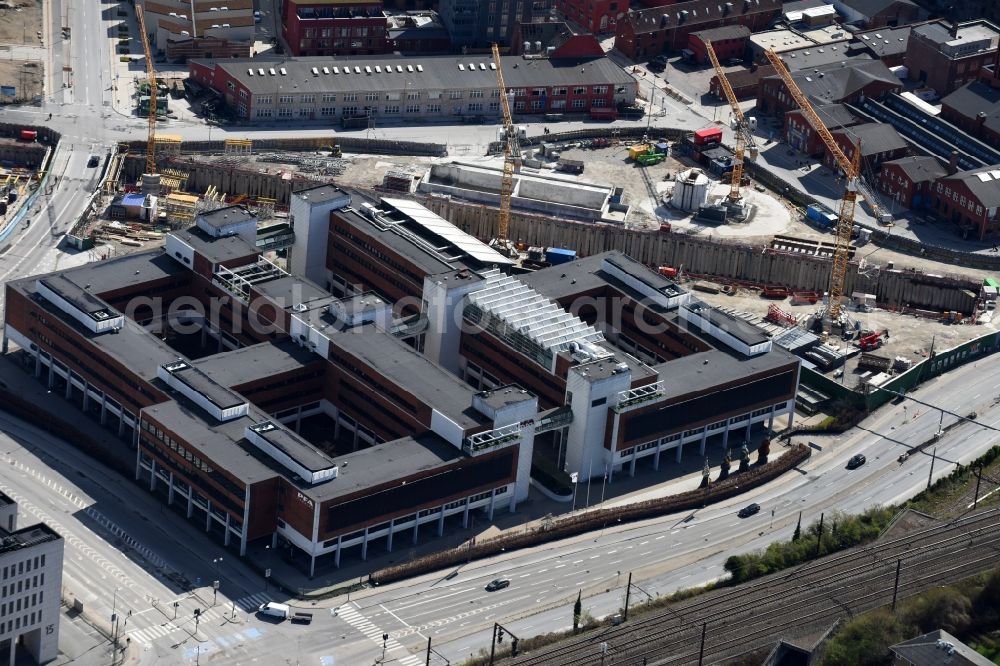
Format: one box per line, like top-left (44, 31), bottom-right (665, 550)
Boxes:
top-left (1, 589), bottom-right (44, 617)
top-left (0, 608), bottom-right (43, 635)
top-left (27, 309), bottom-right (157, 408)
top-left (248, 85), bottom-right (612, 106)
top-left (1, 557), bottom-right (45, 581)
top-left (301, 26), bottom-right (383, 39)
top-left (935, 182), bottom-right (986, 217)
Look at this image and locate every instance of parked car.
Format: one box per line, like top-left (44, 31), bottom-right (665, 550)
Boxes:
top-left (738, 503), bottom-right (760, 518)
top-left (847, 454), bottom-right (867, 469)
top-left (647, 56), bottom-right (667, 72)
top-left (485, 578), bottom-right (510, 592)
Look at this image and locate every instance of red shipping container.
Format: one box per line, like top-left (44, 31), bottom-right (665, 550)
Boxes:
top-left (693, 127), bottom-right (722, 145)
top-left (19, 129), bottom-right (38, 141)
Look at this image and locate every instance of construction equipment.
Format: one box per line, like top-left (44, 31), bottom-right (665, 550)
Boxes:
top-left (491, 42), bottom-right (519, 256)
top-left (703, 39), bottom-right (758, 213)
top-left (763, 48), bottom-right (874, 325)
top-left (135, 4), bottom-right (157, 174)
top-left (857, 329), bottom-right (889, 352)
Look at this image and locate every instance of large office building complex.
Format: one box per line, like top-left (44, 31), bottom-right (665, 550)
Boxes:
top-left (2, 189), bottom-right (798, 574)
top-left (0, 493), bottom-right (63, 666)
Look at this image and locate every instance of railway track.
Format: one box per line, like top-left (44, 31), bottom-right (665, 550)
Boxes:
top-left (506, 507), bottom-right (1000, 665)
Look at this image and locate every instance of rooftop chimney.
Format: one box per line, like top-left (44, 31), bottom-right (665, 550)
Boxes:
top-left (948, 150), bottom-right (959, 175)
top-left (950, 21), bottom-right (959, 39)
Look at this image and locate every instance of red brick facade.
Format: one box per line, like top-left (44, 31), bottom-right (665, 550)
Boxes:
top-left (930, 173), bottom-right (1000, 239)
top-left (614, 0), bottom-right (780, 60)
top-left (557, 0), bottom-right (625, 33)
top-left (281, 0), bottom-right (388, 57)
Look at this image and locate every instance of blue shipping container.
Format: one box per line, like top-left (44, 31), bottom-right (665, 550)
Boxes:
top-left (546, 248), bottom-right (577, 265)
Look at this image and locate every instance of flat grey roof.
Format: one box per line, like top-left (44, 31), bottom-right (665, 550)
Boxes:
top-left (252, 275), bottom-right (337, 313)
top-left (0, 522), bottom-right (61, 554)
top-left (142, 400), bottom-right (277, 484)
top-left (683, 301), bottom-right (770, 348)
top-left (249, 421), bottom-right (336, 473)
top-left (519, 250), bottom-right (685, 308)
top-left (38, 275), bottom-right (118, 321)
top-left (169, 363), bottom-right (247, 410)
top-left (12, 277), bottom-right (178, 382)
top-left (305, 432), bottom-right (462, 503)
top-left (330, 324), bottom-right (488, 430)
top-left (293, 184), bottom-right (350, 204)
top-left (171, 227), bottom-right (259, 264)
top-left (655, 347), bottom-right (798, 399)
top-left (476, 385), bottom-right (535, 410)
top-left (197, 205), bottom-right (255, 229)
top-left (63, 250), bottom-right (188, 296)
top-left (190, 340), bottom-right (318, 388)
top-left (570, 353), bottom-right (657, 382)
top-left (199, 54), bottom-right (634, 98)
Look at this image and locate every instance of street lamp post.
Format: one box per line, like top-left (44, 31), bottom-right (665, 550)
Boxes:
top-left (212, 557), bottom-right (223, 605)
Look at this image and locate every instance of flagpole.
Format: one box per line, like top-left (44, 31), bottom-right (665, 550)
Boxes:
top-left (585, 458), bottom-right (594, 508)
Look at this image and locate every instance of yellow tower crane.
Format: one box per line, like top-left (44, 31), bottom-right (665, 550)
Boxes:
top-left (762, 49), bottom-right (869, 325)
top-left (702, 39), bottom-right (759, 210)
top-left (491, 43), bottom-right (520, 256)
top-left (135, 4), bottom-right (158, 175)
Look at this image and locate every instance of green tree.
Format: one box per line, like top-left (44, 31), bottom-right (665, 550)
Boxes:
top-left (900, 586), bottom-right (972, 635)
top-left (573, 590), bottom-right (582, 632)
top-left (975, 567), bottom-right (1000, 627)
top-left (820, 610), bottom-right (909, 666)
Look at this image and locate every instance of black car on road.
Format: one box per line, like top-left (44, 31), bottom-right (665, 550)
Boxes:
top-left (847, 454), bottom-right (867, 469)
top-left (486, 578), bottom-right (510, 592)
top-left (738, 503), bottom-right (760, 518)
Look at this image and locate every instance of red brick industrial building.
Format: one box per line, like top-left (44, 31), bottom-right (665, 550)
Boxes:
top-left (877, 155), bottom-right (947, 208)
top-left (904, 20), bottom-right (1000, 95)
top-left (930, 164), bottom-right (1000, 238)
top-left (785, 103), bottom-right (860, 156)
top-left (758, 58), bottom-right (901, 116)
top-left (821, 122), bottom-right (909, 175)
top-left (188, 53), bottom-right (636, 122)
top-left (281, 0), bottom-right (388, 57)
top-left (556, 0), bottom-right (626, 33)
top-left (614, 0), bottom-right (781, 60)
top-left (687, 25), bottom-right (751, 65)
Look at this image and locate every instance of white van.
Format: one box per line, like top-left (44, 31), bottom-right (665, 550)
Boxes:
top-left (258, 602), bottom-right (290, 619)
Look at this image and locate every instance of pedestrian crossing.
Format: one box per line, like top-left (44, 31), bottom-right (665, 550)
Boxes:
top-left (336, 603), bottom-right (423, 666)
top-left (233, 592), bottom-right (273, 613)
top-left (126, 598), bottom-right (257, 645)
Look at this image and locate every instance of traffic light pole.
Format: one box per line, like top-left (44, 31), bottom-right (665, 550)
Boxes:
top-left (489, 622), bottom-right (520, 664)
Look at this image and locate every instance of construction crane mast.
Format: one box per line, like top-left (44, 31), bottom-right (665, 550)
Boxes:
top-left (702, 39), bottom-right (758, 209)
top-left (491, 42), bottom-right (519, 254)
top-left (763, 49), bottom-right (866, 324)
top-left (135, 4), bottom-right (157, 175)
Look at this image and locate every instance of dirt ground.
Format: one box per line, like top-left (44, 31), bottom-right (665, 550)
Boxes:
top-left (692, 284), bottom-right (997, 390)
top-left (0, 0), bottom-right (44, 102)
top-left (0, 59), bottom-right (42, 102)
top-left (0, 0), bottom-right (41, 46)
